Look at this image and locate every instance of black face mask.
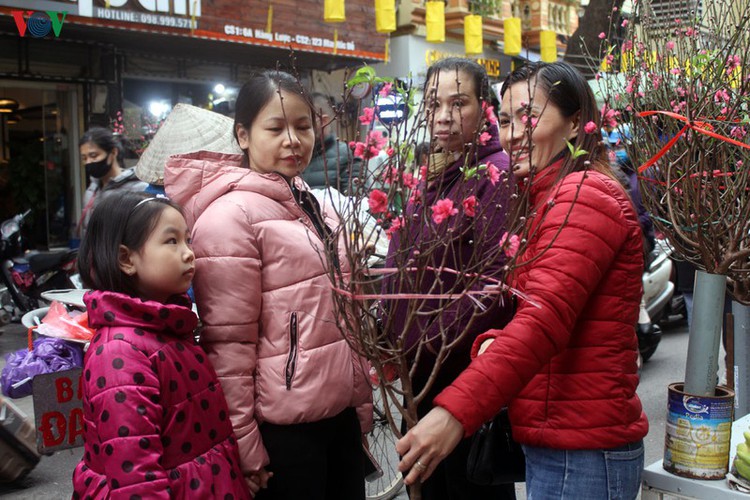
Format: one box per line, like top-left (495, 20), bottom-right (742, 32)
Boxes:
top-left (85, 157), bottom-right (112, 179)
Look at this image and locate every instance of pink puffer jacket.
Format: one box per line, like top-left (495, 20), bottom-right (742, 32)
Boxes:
top-left (165, 151), bottom-right (373, 474)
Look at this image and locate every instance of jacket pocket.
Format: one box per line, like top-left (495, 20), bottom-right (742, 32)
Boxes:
top-left (285, 312), bottom-right (299, 390)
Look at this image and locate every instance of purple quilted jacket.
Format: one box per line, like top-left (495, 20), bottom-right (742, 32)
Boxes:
top-left (383, 125), bottom-right (515, 378)
top-left (71, 290), bottom-right (250, 500)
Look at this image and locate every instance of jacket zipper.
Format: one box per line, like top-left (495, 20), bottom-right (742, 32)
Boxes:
top-left (285, 312), bottom-right (299, 390)
top-left (287, 183), bottom-right (341, 273)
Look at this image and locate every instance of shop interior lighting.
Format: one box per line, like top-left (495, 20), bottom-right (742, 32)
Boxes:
top-left (0, 98), bottom-right (19, 113)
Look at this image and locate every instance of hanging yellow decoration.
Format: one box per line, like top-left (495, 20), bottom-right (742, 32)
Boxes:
top-left (266, 3), bottom-right (273, 33)
top-left (334, 29), bottom-right (339, 54)
top-left (324, 0), bottom-right (345, 23)
top-left (425, 1), bottom-right (445, 43)
top-left (464, 14), bottom-right (483, 55)
top-left (385, 38), bottom-right (390, 63)
top-left (190, 0), bottom-right (197, 33)
top-left (540, 30), bottom-right (557, 62)
top-left (504, 17), bottom-right (521, 56)
top-left (375, 0), bottom-right (396, 33)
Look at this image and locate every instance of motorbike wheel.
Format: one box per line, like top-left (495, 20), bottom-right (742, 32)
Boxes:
top-left (638, 323), bottom-right (663, 362)
top-left (0, 267), bottom-right (37, 315)
top-left (640, 344), bottom-right (659, 363)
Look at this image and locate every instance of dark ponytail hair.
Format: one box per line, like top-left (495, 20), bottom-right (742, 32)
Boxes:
top-left (79, 127), bottom-right (124, 167)
top-left (500, 61), bottom-right (608, 177)
top-left (78, 191), bottom-right (182, 297)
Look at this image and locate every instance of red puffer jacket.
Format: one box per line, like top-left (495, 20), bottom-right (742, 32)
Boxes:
top-left (434, 160), bottom-right (649, 450)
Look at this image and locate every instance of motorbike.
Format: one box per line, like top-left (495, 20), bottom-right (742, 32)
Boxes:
top-left (0, 210), bottom-right (78, 324)
top-left (638, 238), bottom-right (676, 362)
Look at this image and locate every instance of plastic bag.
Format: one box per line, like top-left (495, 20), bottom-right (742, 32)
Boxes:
top-left (0, 338), bottom-right (84, 398)
top-left (39, 301), bottom-right (94, 341)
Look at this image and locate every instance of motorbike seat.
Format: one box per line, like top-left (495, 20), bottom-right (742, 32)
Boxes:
top-left (27, 249), bottom-right (78, 274)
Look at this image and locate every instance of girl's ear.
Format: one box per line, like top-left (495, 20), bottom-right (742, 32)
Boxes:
top-left (118, 245), bottom-right (136, 277)
top-left (236, 124), bottom-right (250, 150)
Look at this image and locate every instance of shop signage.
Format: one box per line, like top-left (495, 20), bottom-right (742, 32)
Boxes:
top-left (78, 0), bottom-right (198, 28)
top-left (11, 10), bottom-right (67, 37)
top-left (2, 0), bottom-right (386, 60)
top-left (426, 49), bottom-right (501, 78)
top-left (78, 0), bottom-right (201, 19)
top-left (32, 368), bottom-right (84, 454)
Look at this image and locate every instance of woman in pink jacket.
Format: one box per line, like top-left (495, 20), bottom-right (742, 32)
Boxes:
top-left (164, 70), bottom-right (372, 500)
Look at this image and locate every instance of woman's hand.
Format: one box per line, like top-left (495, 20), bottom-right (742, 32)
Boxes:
top-left (245, 468), bottom-right (273, 494)
top-left (477, 338), bottom-right (494, 355)
top-left (395, 407), bottom-right (464, 485)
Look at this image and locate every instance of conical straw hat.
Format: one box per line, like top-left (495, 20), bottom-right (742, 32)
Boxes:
top-left (135, 103), bottom-right (242, 185)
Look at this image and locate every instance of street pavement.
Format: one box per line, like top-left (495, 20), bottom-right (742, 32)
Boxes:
top-left (0, 319), bottom-right (694, 499)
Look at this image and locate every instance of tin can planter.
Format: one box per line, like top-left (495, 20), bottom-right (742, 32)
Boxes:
top-left (663, 382), bottom-right (735, 479)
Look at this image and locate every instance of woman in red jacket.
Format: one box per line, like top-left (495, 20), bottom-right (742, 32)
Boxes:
top-left (396, 61), bottom-right (649, 499)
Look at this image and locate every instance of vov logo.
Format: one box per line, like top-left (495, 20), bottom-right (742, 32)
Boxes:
top-left (12, 10), bottom-right (68, 38)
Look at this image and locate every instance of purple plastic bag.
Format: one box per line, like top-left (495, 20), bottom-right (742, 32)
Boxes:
top-left (1, 338), bottom-right (84, 398)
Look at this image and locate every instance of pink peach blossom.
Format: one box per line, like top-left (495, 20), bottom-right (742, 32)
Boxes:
top-left (402, 172), bottom-right (419, 189)
top-left (358, 107), bottom-right (375, 125)
top-left (385, 216), bottom-right (403, 239)
top-left (462, 196), bottom-right (477, 217)
top-left (379, 82), bottom-right (393, 97)
top-left (483, 103), bottom-right (498, 124)
top-left (477, 131), bottom-right (492, 146)
top-left (431, 199), bottom-right (459, 224)
top-left (598, 32), bottom-right (606, 39)
top-left (499, 232), bottom-right (520, 257)
top-left (486, 162), bottom-right (500, 186)
top-left (584, 121), bottom-right (598, 134)
top-left (368, 189), bottom-right (388, 214)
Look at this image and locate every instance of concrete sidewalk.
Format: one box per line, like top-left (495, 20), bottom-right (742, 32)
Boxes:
top-left (0, 321), bottom-right (78, 499)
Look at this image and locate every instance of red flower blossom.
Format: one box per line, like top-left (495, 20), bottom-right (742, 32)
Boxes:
top-left (462, 196), bottom-right (477, 217)
top-left (368, 189), bottom-right (388, 214)
top-left (402, 172), bottom-right (419, 189)
top-left (499, 232), bottom-right (520, 257)
top-left (385, 216), bottom-right (403, 239)
top-left (359, 107), bottom-right (375, 125)
top-left (486, 162), bottom-right (500, 185)
top-left (431, 198), bottom-right (458, 224)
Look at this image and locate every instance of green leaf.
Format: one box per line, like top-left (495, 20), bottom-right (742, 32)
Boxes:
top-left (565, 140), bottom-right (588, 159)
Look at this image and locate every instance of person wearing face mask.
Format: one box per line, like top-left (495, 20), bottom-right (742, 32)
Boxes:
top-left (77, 127), bottom-right (147, 238)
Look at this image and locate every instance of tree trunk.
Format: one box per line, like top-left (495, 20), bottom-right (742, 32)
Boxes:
top-left (564, 0), bottom-right (627, 79)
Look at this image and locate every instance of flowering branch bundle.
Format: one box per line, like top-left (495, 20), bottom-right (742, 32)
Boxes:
top-left (312, 67), bottom-right (586, 461)
top-left (596, 0), bottom-right (750, 301)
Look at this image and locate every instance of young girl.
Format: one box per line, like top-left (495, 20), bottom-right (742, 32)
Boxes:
top-left (164, 70), bottom-right (372, 499)
top-left (72, 191), bottom-right (251, 500)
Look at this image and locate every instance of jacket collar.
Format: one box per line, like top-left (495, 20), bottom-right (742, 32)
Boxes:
top-left (84, 290), bottom-right (198, 338)
top-left (517, 155), bottom-right (566, 202)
